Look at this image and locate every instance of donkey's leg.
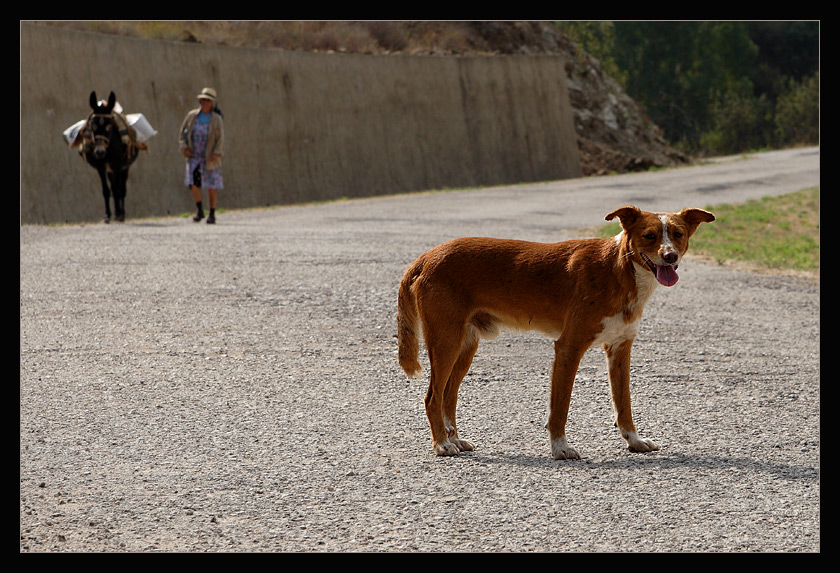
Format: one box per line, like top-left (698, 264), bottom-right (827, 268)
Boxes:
top-left (121, 168), bottom-right (130, 222)
top-left (113, 170), bottom-right (127, 222)
top-left (98, 167), bottom-right (112, 223)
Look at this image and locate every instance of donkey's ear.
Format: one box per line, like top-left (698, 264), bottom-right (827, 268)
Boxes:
top-left (106, 91), bottom-right (116, 111)
top-left (89, 91), bottom-right (98, 110)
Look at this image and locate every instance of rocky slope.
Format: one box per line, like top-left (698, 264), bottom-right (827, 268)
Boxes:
top-left (448, 22), bottom-right (690, 175)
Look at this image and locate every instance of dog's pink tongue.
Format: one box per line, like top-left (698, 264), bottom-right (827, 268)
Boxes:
top-left (656, 264), bottom-right (679, 287)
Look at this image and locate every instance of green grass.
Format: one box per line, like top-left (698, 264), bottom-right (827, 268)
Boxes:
top-left (597, 187), bottom-right (819, 273)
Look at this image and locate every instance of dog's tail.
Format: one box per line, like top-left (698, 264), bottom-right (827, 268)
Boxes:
top-left (397, 255), bottom-right (425, 378)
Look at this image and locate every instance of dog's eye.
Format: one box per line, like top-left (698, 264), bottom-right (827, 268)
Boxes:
top-left (673, 231), bottom-right (683, 238)
top-left (643, 233), bottom-right (656, 240)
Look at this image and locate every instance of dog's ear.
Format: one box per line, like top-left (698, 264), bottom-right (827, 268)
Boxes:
top-left (605, 206), bottom-right (643, 230)
top-left (679, 208), bottom-right (716, 237)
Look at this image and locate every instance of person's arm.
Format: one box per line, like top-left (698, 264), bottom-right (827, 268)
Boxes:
top-left (209, 114), bottom-right (224, 162)
top-left (179, 112), bottom-right (194, 157)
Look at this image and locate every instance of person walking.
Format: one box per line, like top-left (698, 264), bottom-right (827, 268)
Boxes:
top-left (179, 87), bottom-right (224, 224)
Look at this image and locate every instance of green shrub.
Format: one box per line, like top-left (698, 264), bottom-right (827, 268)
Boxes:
top-left (775, 72), bottom-right (820, 146)
top-left (700, 88), bottom-right (772, 155)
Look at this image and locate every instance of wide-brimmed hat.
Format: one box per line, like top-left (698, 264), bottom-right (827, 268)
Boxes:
top-left (196, 87), bottom-right (217, 102)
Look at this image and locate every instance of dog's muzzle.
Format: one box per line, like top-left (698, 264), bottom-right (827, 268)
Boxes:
top-left (640, 252), bottom-right (680, 287)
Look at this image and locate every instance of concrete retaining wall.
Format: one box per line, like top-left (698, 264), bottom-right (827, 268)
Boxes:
top-left (20, 22), bottom-right (582, 224)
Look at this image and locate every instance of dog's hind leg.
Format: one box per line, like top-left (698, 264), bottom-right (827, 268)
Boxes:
top-left (441, 326), bottom-right (480, 453)
top-left (423, 318), bottom-right (471, 456)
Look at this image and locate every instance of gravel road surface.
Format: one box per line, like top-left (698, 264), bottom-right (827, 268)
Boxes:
top-left (20, 147), bottom-right (820, 552)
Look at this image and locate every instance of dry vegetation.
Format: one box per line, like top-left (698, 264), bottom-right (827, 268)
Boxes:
top-left (38, 21), bottom-right (562, 56)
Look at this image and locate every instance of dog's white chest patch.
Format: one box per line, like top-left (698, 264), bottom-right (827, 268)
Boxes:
top-left (593, 312), bottom-right (640, 347)
top-left (592, 262), bottom-right (658, 348)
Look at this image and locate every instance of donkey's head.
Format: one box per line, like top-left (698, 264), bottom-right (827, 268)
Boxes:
top-left (87, 91), bottom-right (117, 159)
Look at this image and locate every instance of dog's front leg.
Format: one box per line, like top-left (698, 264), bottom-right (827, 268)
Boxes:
top-left (604, 339), bottom-right (659, 453)
top-left (548, 340), bottom-right (587, 460)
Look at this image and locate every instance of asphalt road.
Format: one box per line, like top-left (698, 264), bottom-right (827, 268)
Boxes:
top-left (20, 147), bottom-right (820, 552)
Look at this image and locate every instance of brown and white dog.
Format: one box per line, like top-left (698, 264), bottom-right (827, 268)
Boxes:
top-left (397, 206), bottom-right (715, 459)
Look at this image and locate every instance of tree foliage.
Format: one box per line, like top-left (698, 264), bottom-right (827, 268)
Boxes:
top-left (557, 21), bottom-right (819, 155)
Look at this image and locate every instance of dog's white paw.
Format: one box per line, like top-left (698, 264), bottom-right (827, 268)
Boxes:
top-left (551, 436), bottom-right (581, 460)
top-left (623, 431), bottom-right (660, 453)
top-left (433, 441), bottom-right (462, 456)
top-left (451, 438), bottom-right (475, 452)
top-left (444, 425), bottom-right (475, 452)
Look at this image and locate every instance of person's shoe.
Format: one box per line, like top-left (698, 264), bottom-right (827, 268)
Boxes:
top-left (206, 213), bottom-right (216, 224)
top-left (193, 210), bottom-right (205, 222)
